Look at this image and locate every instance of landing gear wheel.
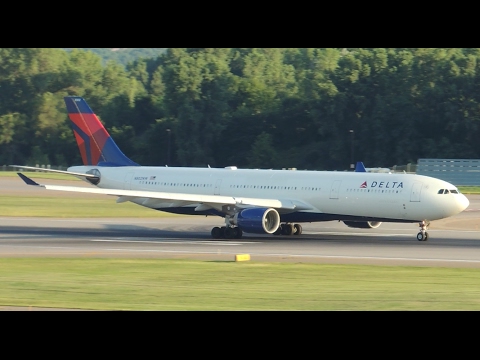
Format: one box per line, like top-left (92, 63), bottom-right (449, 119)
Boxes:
top-left (294, 224), bottom-right (302, 235)
top-left (417, 220), bottom-right (429, 241)
top-left (224, 227), bottom-right (235, 239)
top-left (211, 227), bottom-right (222, 239)
top-left (274, 226), bottom-right (282, 235)
top-left (234, 227), bottom-right (243, 239)
top-left (281, 223), bottom-right (294, 235)
top-left (416, 232), bottom-right (429, 241)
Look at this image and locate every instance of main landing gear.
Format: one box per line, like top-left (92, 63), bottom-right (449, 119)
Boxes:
top-left (416, 220), bottom-right (429, 241)
top-left (274, 223), bottom-right (302, 236)
top-left (211, 226), bottom-right (243, 239)
top-left (210, 222), bottom-right (304, 239)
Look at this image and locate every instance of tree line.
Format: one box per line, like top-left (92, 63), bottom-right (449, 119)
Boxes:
top-left (62, 48), bottom-right (167, 67)
top-left (1, 48), bottom-right (480, 171)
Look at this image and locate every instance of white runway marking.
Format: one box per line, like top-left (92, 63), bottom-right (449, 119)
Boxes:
top-left (90, 239), bottom-right (258, 246)
top-left (101, 249), bottom-right (480, 264)
top-left (305, 229), bottom-right (480, 235)
top-left (306, 232), bottom-right (411, 237)
top-left (2, 243), bottom-right (480, 264)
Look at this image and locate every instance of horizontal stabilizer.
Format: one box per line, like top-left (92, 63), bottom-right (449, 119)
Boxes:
top-left (10, 165), bottom-right (99, 180)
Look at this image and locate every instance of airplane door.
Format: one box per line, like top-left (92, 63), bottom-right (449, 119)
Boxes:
top-left (410, 182), bottom-right (422, 202)
top-left (124, 172), bottom-right (133, 190)
top-left (214, 179), bottom-right (222, 195)
top-left (329, 180), bottom-right (341, 199)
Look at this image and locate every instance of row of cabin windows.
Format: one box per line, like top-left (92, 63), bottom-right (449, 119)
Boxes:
top-left (136, 182), bottom-right (407, 193)
top-left (230, 184), bottom-right (298, 190)
top-left (346, 188), bottom-right (402, 193)
top-left (229, 185), bottom-right (320, 191)
top-left (138, 181), bottom-right (213, 187)
top-left (137, 181), bottom-right (323, 191)
top-left (230, 185), bottom-right (322, 191)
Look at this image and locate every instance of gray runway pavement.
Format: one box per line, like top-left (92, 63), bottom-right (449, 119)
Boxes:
top-left (1, 209), bottom-right (480, 267)
top-left (1, 177), bottom-right (480, 267)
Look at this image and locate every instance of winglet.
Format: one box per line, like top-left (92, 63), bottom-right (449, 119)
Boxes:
top-left (17, 173), bottom-right (41, 186)
top-left (355, 161), bottom-right (367, 172)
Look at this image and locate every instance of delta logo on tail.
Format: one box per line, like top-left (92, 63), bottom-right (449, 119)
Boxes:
top-left (64, 97), bottom-right (139, 167)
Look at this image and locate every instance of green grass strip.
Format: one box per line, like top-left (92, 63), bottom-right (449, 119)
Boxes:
top-left (457, 186), bottom-right (480, 194)
top-left (0, 258), bottom-right (480, 310)
top-left (0, 195), bottom-right (178, 217)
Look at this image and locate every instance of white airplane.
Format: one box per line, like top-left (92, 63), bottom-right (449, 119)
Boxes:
top-left (12, 97), bottom-right (469, 241)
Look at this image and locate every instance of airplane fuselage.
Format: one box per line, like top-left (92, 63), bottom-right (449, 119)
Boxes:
top-left (69, 165), bottom-right (469, 223)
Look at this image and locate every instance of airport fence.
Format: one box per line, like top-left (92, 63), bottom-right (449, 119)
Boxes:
top-left (391, 163), bottom-right (417, 174)
top-left (416, 158), bottom-right (480, 186)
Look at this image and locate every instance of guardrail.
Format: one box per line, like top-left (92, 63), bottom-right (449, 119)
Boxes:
top-left (417, 158), bottom-right (480, 186)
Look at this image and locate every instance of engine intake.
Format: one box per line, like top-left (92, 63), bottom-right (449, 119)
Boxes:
top-left (343, 221), bottom-right (382, 229)
top-left (234, 208), bottom-right (280, 234)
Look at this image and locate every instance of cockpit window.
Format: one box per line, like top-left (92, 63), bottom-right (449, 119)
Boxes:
top-left (438, 189), bottom-right (459, 194)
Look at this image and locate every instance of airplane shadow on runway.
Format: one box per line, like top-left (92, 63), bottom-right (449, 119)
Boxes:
top-left (0, 224), bottom-right (458, 244)
top-left (0, 224), bottom-right (209, 240)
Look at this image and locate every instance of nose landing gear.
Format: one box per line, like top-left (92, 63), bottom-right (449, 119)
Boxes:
top-left (416, 220), bottom-right (429, 241)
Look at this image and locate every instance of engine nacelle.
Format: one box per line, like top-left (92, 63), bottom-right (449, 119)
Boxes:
top-left (234, 208), bottom-right (280, 234)
top-left (343, 221), bottom-right (382, 229)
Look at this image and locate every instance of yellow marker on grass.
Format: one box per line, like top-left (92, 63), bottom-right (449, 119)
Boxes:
top-left (235, 254), bottom-right (250, 262)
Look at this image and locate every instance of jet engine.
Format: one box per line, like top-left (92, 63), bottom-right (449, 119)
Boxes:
top-left (234, 208), bottom-right (281, 234)
top-left (343, 221), bottom-right (382, 229)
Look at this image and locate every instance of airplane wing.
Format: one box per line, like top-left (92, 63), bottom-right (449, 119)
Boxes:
top-left (17, 173), bottom-right (315, 213)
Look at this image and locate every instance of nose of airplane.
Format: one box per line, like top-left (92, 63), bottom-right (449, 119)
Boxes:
top-left (458, 193), bottom-right (470, 212)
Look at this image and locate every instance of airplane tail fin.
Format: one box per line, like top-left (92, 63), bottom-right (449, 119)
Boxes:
top-left (64, 96), bottom-right (139, 167)
top-left (355, 161), bottom-right (367, 172)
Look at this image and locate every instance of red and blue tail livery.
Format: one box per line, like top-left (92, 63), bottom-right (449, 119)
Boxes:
top-left (64, 96), bottom-right (139, 167)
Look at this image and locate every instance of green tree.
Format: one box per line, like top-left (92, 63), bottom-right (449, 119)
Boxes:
top-left (247, 132), bottom-right (279, 168)
top-left (162, 48), bottom-right (238, 166)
